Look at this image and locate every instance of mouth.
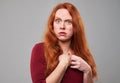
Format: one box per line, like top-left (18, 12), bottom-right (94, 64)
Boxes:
top-left (58, 32), bottom-right (66, 36)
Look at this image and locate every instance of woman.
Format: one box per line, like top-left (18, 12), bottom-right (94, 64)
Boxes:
top-left (30, 2), bottom-right (97, 83)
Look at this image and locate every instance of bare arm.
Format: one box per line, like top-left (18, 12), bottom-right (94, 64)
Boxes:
top-left (46, 53), bottom-right (71, 83)
top-left (84, 69), bottom-right (93, 83)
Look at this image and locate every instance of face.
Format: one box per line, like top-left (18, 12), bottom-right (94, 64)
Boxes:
top-left (53, 9), bottom-right (73, 42)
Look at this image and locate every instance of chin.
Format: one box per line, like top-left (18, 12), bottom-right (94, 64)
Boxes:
top-left (58, 38), bottom-right (71, 42)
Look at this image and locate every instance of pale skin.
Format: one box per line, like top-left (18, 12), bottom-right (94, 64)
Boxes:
top-left (46, 9), bottom-right (93, 83)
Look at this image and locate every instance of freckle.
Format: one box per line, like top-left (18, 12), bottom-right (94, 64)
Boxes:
top-left (68, 53), bottom-right (70, 55)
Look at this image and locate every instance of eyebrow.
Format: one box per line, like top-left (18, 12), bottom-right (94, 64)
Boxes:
top-left (55, 17), bottom-right (72, 21)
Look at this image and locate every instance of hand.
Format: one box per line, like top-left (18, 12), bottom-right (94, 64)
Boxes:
top-left (59, 53), bottom-right (71, 66)
top-left (70, 55), bottom-right (91, 73)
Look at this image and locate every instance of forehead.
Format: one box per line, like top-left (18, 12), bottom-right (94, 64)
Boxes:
top-left (55, 9), bottom-right (72, 19)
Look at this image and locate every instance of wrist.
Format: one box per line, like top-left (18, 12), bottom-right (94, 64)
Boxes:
top-left (83, 65), bottom-right (92, 72)
top-left (59, 61), bottom-right (69, 69)
top-left (84, 67), bottom-right (92, 77)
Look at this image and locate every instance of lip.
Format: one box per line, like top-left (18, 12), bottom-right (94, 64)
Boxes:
top-left (58, 32), bottom-right (66, 35)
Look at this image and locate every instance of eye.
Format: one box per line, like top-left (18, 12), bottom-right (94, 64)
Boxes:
top-left (65, 20), bottom-right (72, 25)
top-left (54, 18), bottom-right (61, 24)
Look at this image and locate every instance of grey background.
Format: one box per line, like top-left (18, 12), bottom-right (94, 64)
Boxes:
top-left (0, 0), bottom-right (120, 83)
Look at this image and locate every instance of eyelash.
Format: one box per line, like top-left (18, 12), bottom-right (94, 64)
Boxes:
top-left (55, 19), bottom-right (61, 23)
top-left (65, 20), bottom-right (72, 24)
top-left (54, 19), bottom-right (72, 25)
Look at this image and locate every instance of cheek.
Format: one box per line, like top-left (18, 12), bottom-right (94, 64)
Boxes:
top-left (69, 29), bottom-right (73, 36)
top-left (68, 26), bottom-right (73, 34)
top-left (53, 24), bottom-right (59, 33)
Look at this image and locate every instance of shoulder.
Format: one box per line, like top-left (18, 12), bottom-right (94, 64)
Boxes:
top-left (31, 42), bottom-right (45, 62)
top-left (33, 42), bottom-right (44, 49)
top-left (32, 42), bottom-right (44, 53)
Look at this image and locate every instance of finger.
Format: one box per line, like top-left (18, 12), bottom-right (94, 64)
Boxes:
top-left (70, 65), bottom-right (79, 69)
top-left (71, 55), bottom-right (80, 61)
top-left (71, 60), bottom-right (81, 66)
top-left (70, 61), bottom-right (76, 65)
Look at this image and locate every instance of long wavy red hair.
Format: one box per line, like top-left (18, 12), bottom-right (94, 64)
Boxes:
top-left (44, 2), bottom-right (97, 78)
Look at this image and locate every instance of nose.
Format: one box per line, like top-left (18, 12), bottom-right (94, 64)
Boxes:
top-left (60, 22), bottom-right (65, 29)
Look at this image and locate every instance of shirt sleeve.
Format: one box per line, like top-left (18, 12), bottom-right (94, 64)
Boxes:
top-left (30, 43), bottom-right (46, 83)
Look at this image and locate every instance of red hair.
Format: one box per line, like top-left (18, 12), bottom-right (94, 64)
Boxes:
top-left (44, 2), bottom-right (97, 78)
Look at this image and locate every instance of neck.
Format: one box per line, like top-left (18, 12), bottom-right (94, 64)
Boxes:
top-left (59, 41), bottom-right (71, 54)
